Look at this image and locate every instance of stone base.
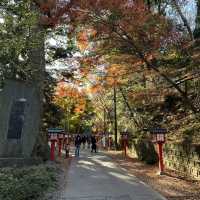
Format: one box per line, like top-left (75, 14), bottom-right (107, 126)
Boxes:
top-left (0, 157), bottom-right (42, 168)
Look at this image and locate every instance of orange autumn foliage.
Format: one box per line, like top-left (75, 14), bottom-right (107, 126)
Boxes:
top-left (77, 29), bottom-right (97, 51)
top-left (55, 82), bottom-right (87, 114)
top-left (77, 31), bottom-right (89, 51)
top-left (55, 83), bottom-right (80, 98)
top-left (88, 84), bottom-right (104, 94)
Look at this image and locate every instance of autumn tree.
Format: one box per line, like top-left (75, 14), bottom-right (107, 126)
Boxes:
top-left (54, 81), bottom-right (94, 134)
top-left (27, 0), bottom-right (200, 147)
top-left (66, 0), bottom-right (200, 114)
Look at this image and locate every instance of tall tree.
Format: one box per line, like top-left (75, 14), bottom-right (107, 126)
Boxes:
top-left (194, 0), bottom-right (200, 39)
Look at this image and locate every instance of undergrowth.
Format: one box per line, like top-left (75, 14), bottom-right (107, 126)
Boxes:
top-left (0, 165), bottom-right (57, 200)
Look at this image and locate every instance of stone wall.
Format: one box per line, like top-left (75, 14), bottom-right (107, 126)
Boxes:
top-left (164, 143), bottom-right (200, 180)
top-left (127, 140), bottom-right (200, 180)
top-left (128, 139), bottom-right (158, 164)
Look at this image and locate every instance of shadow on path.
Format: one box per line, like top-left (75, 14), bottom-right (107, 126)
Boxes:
top-left (57, 149), bottom-right (166, 200)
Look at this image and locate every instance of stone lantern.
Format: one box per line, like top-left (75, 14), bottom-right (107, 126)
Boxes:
top-left (149, 128), bottom-right (167, 175)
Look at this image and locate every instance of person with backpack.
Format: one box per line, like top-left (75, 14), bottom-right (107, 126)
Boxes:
top-left (86, 136), bottom-right (91, 149)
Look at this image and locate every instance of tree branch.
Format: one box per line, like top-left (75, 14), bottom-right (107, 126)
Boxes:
top-left (119, 86), bottom-right (140, 128)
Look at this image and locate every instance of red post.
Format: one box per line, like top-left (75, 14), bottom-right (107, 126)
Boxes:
top-left (58, 138), bottom-right (63, 157)
top-left (158, 142), bottom-right (164, 174)
top-left (50, 140), bottom-right (56, 161)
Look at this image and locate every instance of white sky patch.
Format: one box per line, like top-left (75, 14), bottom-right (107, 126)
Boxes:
top-left (181, 0), bottom-right (197, 29)
top-left (46, 57), bottom-right (80, 70)
top-left (18, 54), bottom-right (25, 62)
top-left (73, 52), bottom-right (82, 58)
top-left (166, 0), bottom-right (197, 30)
top-left (55, 35), bottom-right (68, 48)
top-left (10, 0), bottom-right (15, 4)
top-left (46, 34), bottom-right (68, 49)
top-left (0, 17), bottom-right (4, 24)
top-left (46, 38), bottom-right (57, 48)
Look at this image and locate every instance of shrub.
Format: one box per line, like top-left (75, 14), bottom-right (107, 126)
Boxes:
top-left (133, 139), bottom-right (158, 164)
top-left (0, 165), bottom-right (57, 200)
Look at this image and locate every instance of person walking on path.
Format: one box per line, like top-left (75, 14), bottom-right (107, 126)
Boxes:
top-left (75, 134), bottom-right (81, 157)
top-left (82, 135), bottom-right (86, 149)
top-left (64, 141), bottom-right (70, 158)
top-left (86, 136), bottom-right (91, 149)
top-left (91, 136), bottom-right (97, 153)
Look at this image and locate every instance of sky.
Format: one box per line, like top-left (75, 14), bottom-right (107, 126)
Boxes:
top-left (170, 0), bottom-right (197, 30)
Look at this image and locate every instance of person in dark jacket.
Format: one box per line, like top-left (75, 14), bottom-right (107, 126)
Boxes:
top-left (91, 136), bottom-right (97, 153)
top-left (86, 136), bottom-right (91, 149)
top-left (82, 135), bottom-right (86, 149)
top-left (75, 134), bottom-right (81, 157)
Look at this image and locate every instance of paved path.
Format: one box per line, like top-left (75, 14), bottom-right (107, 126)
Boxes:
top-left (59, 149), bottom-right (166, 200)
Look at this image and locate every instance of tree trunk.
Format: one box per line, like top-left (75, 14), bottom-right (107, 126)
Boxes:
top-left (113, 84), bottom-right (118, 150)
top-left (103, 108), bottom-right (106, 135)
top-left (194, 0), bottom-right (200, 39)
top-left (29, 16), bottom-right (47, 159)
top-left (119, 87), bottom-right (140, 128)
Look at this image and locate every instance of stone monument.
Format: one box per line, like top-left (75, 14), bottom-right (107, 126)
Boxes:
top-left (0, 79), bottom-right (41, 166)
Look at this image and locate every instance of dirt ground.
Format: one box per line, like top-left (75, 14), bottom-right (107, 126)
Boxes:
top-left (106, 151), bottom-right (200, 200)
